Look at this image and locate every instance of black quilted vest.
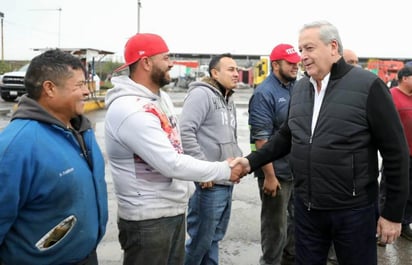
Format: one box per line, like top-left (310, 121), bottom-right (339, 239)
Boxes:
top-left (288, 66), bottom-right (381, 210)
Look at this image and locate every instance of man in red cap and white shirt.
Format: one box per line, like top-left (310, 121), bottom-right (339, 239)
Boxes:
top-left (104, 33), bottom-right (244, 265)
top-left (248, 43), bottom-right (301, 265)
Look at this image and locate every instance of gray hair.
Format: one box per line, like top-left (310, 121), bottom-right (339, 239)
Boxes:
top-left (300, 21), bottom-right (343, 55)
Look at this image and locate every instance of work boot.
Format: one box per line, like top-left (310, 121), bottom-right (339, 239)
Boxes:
top-left (401, 224), bottom-right (412, 241)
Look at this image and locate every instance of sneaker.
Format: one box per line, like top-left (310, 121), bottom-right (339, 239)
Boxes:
top-left (401, 224), bottom-right (412, 241)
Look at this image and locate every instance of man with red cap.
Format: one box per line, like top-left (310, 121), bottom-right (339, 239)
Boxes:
top-left (248, 43), bottom-right (301, 265)
top-left (104, 33), bottom-right (244, 265)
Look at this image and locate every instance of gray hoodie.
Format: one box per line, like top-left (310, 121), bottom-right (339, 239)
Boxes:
top-left (180, 77), bottom-right (243, 185)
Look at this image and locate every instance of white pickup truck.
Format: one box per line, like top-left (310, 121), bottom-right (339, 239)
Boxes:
top-left (0, 64), bottom-right (29, 102)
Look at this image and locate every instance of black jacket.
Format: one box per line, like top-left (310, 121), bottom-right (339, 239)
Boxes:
top-left (247, 58), bottom-right (409, 222)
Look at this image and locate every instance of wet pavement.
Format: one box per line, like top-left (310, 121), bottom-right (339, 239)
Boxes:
top-left (0, 88), bottom-right (411, 264)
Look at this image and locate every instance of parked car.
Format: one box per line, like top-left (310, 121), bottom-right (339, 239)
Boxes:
top-left (0, 63), bottom-right (29, 102)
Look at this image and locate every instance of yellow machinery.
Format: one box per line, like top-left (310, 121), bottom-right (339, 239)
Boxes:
top-left (253, 57), bottom-right (269, 88)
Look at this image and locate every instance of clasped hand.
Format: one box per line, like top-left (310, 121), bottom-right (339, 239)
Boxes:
top-left (226, 157), bottom-right (251, 183)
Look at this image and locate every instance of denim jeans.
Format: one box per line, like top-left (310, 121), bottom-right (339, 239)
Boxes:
top-left (184, 183), bottom-right (233, 265)
top-left (257, 178), bottom-right (294, 265)
top-left (118, 214), bottom-right (186, 265)
top-left (294, 196), bottom-right (378, 265)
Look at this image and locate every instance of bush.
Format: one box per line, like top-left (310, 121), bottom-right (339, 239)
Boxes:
top-left (0, 61), bottom-right (14, 74)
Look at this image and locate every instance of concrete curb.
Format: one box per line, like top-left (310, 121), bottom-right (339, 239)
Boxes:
top-left (84, 98), bottom-right (105, 113)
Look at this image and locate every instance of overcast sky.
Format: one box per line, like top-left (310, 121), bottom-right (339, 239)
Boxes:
top-left (2, 0), bottom-right (411, 61)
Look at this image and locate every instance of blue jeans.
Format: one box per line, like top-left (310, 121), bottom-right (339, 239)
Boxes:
top-left (118, 214), bottom-right (186, 265)
top-left (294, 196), bottom-right (378, 265)
top-left (258, 178), bottom-right (294, 265)
top-left (184, 183), bottom-right (233, 265)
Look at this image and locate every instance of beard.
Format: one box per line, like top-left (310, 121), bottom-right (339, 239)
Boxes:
top-left (279, 68), bottom-right (297, 83)
top-left (151, 64), bottom-right (171, 88)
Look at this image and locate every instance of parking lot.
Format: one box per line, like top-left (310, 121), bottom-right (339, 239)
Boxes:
top-left (0, 89), bottom-right (411, 264)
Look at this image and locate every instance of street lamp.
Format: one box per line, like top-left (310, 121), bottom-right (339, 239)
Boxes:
top-left (137, 0), bottom-right (142, 33)
top-left (0, 12), bottom-right (4, 61)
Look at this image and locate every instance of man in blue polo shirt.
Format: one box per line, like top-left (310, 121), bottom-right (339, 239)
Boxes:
top-left (248, 44), bottom-right (301, 265)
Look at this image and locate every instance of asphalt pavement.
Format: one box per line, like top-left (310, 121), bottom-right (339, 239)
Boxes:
top-left (0, 87), bottom-right (411, 264)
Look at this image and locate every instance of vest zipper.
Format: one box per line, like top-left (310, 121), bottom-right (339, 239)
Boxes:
top-left (352, 154), bottom-right (356, 196)
top-left (308, 134), bottom-right (313, 211)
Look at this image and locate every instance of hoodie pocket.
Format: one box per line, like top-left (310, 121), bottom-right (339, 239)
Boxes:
top-left (218, 142), bottom-right (243, 161)
top-left (35, 215), bottom-right (77, 251)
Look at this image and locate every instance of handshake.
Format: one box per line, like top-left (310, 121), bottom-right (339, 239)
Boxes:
top-left (227, 157), bottom-right (251, 183)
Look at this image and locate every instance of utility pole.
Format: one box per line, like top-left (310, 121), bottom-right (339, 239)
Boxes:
top-left (0, 12), bottom-right (4, 61)
top-left (137, 0), bottom-right (142, 33)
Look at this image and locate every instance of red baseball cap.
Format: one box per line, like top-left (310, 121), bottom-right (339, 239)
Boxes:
top-left (269, 44), bottom-right (301, 63)
top-left (114, 33), bottom-right (169, 72)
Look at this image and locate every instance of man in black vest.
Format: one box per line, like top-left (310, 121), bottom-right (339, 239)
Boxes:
top-left (231, 20), bottom-right (409, 265)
